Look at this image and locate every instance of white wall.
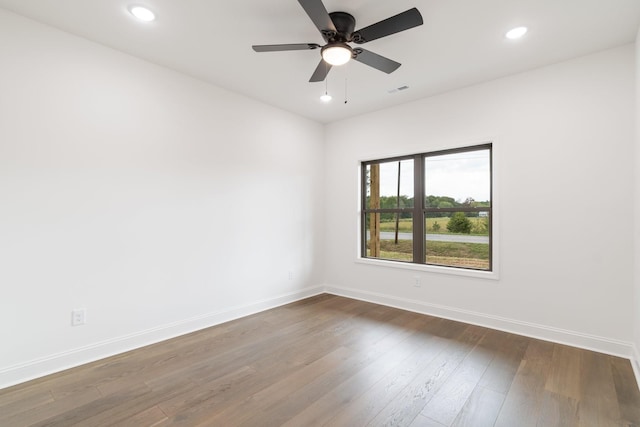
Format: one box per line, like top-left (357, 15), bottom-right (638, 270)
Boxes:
top-left (634, 30), bottom-right (640, 377)
top-left (324, 45), bottom-right (636, 355)
top-left (0, 10), bottom-right (325, 388)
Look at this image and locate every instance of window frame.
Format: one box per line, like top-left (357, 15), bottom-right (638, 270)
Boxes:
top-left (360, 143), bottom-right (494, 274)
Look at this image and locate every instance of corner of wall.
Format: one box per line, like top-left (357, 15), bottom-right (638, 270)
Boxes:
top-left (634, 26), bottom-right (640, 392)
top-left (632, 344), bottom-right (640, 391)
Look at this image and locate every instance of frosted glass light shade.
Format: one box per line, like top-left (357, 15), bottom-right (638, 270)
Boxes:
top-left (322, 44), bottom-right (352, 66)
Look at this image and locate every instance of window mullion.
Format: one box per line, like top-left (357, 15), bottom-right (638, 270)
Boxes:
top-left (413, 154), bottom-right (424, 264)
top-left (361, 164), bottom-right (367, 257)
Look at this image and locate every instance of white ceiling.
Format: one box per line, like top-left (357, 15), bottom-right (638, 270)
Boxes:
top-left (1, 0), bottom-right (639, 123)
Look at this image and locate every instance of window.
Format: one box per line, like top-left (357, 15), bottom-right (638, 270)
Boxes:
top-left (361, 144), bottom-right (492, 271)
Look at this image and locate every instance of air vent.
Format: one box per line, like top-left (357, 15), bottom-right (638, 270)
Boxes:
top-left (388, 85), bottom-right (409, 94)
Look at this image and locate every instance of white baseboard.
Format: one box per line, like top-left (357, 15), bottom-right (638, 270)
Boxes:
top-left (4, 285), bottom-right (637, 393)
top-left (0, 286), bottom-right (324, 390)
top-left (632, 344), bottom-right (640, 391)
top-left (324, 285), bottom-right (635, 359)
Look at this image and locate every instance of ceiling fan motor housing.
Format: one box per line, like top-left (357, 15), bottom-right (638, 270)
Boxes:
top-left (327, 12), bottom-right (356, 42)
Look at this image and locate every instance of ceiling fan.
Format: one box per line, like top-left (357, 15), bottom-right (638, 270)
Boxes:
top-left (252, 0), bottom-right (423, 82)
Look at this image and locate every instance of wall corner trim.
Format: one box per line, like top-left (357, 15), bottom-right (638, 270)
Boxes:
top-left (632, 344), bottom-right (640, 392)
top-left (0, 286), bottom-right (324, 390)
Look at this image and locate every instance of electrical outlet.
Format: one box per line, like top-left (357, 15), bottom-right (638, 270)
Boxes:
top-left (288, 271), bottom-right (293, 280)
top-left (413, 276), bottom-right (421, 288)
top-left (71, 308), bottom-right (86, 326)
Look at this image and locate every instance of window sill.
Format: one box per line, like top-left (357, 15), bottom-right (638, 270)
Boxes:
top-left (355, 257), bottom-right (500, 280)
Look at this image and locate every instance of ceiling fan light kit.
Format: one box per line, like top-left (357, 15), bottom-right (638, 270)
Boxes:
top-left (252, 0), bottom-right (423, 83)
top-left (321, 43), bottom-right (352, 66)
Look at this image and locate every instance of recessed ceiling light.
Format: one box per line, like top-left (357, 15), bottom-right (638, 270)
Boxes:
top-left (129, 5), bottom-right (156, 22)
top-left (505, 26), bottom-right (527, 40)
top-left (320, 94), bottom-right (332, 102)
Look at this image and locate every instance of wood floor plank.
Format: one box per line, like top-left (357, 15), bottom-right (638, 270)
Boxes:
top-left (610, 355), bottom-right (640, 426)
top-left (545, 344), bottom-right (583, 400)
top-left (410, 414), bottom-right (448, 426)
top-left (139, 296), bottom-right (370, 396)
top-left (537, 390), bottom-right (579, 427)
top-left (126, 296), bottom-right (355, 385)
top-left (492, 339), bottom-right (555, 427)
top-left (324, 335), bottom-right (454, 426)
top-left (1, 295), bottom-right (639, 427)
top-left (152, 368), bottom-right (272, 427)
top-left (109, 405), bottom-right (168, 427)
top-left (30, 383), bottom-right (152, 427)
top-left (281, 317), bottom-right (442, 427)
top-left (156, 361), bottom-right (332, 423)
top-left (577, 350), bottom-right (622, 426)
top-left (203, 346), bottom-right (355, 426)
top-left (155, 366), bottom-right (255, 417)
top-left (211, 307), bottom-right (414, 425)
top-left (451, 385), bottom-right (505, 427)
top-left (151, 300), bottom-right (410, 426)
top-left (242, 314), bottom-right (432, 426)
top-left (477, 331), bottom-right (529, 394)
top-left (365, 325), bottom-right (486, 426)
top-left (419, 338), bottom-right (495, 425)
top-left (91, 294), bottom-right (349, 400)
top-left (78, 378), bottom-right (199, 427)
top-left (0, 386), bottom-right (103, 426)
top-left (0, 388), bottom-right (54, 421)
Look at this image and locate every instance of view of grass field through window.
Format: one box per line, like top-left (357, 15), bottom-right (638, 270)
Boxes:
top-left (362, 145), bottom-right (491, 270)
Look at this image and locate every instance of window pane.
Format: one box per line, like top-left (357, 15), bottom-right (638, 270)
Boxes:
top-left (361, 144), bottom-right (493, 272)
top-left (365, 159), bottom-right (414, 210)
top-left (425, 149), bottom-right (490, 208)
top-left (366, 213), bottom-right (413, 262)
top-left (425, 212), bottom-right (490, 270)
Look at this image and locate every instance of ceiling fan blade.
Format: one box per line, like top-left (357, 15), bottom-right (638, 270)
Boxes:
top-left (353, 49), bottom-right (401, 74)
top-left (352, 8), bottom-right (423, 44)
top-left (298, 0), bottom-right (337, 39)
top-left (252, 43), bottom-right (321, 52)
top-left (309, 59), bottom-right (332, 82)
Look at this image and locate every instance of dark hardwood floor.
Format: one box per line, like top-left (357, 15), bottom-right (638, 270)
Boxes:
top-left (1, 294), bottom-right (639, 426)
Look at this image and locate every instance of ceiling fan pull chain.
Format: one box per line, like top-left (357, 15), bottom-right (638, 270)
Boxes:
top-left (344, 76), bottom-right (348, 104)
top-left (325, 66), bottom-right (329, 95)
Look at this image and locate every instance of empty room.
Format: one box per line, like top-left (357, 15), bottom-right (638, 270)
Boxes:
top-left (1, 0), bottom-right (640, 425)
